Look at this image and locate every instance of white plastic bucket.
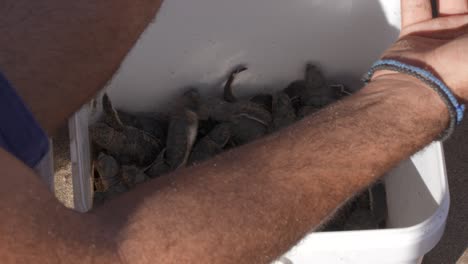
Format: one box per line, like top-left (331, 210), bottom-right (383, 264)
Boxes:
top-left (45, 0), bottom-right (449, 263)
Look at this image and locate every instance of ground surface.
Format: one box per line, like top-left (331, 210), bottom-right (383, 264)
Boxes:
top-left (424, 121), bottom-right (468, 264)
top-left (52, 125), bottom-right (74, 209)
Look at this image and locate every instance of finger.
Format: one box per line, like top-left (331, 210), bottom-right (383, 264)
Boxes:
top-left (402, 15), bottom-right (468, 36)
top-left (438, 0), bottom-right (468, 16)
top-left (401, 0), bottom-right (433, 27)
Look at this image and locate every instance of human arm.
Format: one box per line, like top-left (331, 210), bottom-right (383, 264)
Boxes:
top-left (1, 0), bottom-right (468, 263)
top-left (0, 0), bottom-right (163, 135)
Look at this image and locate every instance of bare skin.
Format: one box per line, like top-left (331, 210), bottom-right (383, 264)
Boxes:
top-left (0, 0), bottom-right (467, 263)
top-left (0, 0), bottom-right (164, 136)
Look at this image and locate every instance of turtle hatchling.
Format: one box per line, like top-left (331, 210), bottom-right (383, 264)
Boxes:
top-left (121, 165), bottom-right (149, 189)
top-left (189, 123), bottom-right (232, 164)
top-left (270, 91), bottom-right (296, 131)
top-left (117, 110), bottom-right (168, 142)
top-left (284, 64), bottom-right (341, 118)
top-left (90, 94), bottom-right (163, 167)
top-left (199, 66), bottom-right (272, 126)
top-left (201, 66), bottom-right (272, 146)
top-left (93, 152), bottom-right (128, 203)
top-left (146, 149), bottom-right (171, 178)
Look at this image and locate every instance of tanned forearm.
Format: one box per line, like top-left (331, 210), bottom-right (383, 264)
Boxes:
top-left (0, 0), bottom-right (163, 135)
top-left (0, 73), bottom-right (448, 263)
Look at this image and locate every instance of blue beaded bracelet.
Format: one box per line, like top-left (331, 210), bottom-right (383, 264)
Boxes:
top-left (363, 59), bottom-right (465, 141)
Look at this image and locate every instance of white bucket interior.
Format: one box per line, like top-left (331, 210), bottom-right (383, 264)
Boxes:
top-left (105, 0), bottom-right (400, 113)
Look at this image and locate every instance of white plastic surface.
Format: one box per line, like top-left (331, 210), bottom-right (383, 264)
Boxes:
top-left (68, 0), bottom-right (449, 263)
top-left (68, 106), bottom-right (94, 213)
top-left (106, 0), bottom-right (401, 112)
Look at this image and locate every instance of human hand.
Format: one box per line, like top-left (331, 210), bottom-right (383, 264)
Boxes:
top-left (379, 0), bottom-right (468, 100)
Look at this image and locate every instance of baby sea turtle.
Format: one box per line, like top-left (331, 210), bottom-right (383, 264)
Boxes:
top-left (229, 117), bottom-right (268, 146)
top-left (283, 80), bottom-right (305, 111)
top-left (117, 110), bottom-right (167, 142)
top-left (205, 66), bottom-right (272, 145)
top-left (189, 123), bottom-right (232, 164)
top-left (283, 64), bottom-right (341, 118)
top-left (301, 63), bottom-right (335, 107)
top-left (227, 73), bottom-right (271, 144)
top-left (146, 149), bottom-right (171, 178)
top-left (197, 119), bottom-right (219, 140)
top-left (297, 105), bottom-right (318, 118)
top-left (120, 165), bottom-right (149, 189)
top-left (330, 84), bottom-right (352, 99)
top-left (271, 91), bottom-right (296, 130)
top-left (198, 95), bottom-right (272, 126)
top-left (90, 94), bottom-right (163, 167)
top-left (250, 94), bottom-right (273, 113)
top-left (198, 66), bottom-right (272, 125)
top-left (343, 208), bottom-right (379, 231)
top-left (93, 152), bottom-right (128, 204)
top-left (165, 90), bottom-right (199, 169)
top-left (94, 152), bottom-right (120, 191)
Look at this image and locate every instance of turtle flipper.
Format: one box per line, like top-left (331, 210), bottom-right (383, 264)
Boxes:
top-left (166, 91), bottom-right (200, 169)
top-left (304, 64), bottom-right (334, 107)
top-left (271, 91), bottom-right (296, 130)
top-left (102, 93), bottom-right (125, 131)
top-left (223, 65), bottom-right (248, 103)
